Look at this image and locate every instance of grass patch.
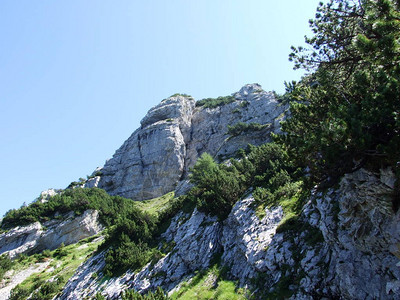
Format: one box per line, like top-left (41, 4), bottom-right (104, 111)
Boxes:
top-left (9, 236), bottom-right (103, 300)
top-left (133, 192), bottom-right (175, 216)
top-left (170, 264), bottom-right (247, 300)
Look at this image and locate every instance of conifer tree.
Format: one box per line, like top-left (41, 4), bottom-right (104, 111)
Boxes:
top-left (279, 0), bottom-right (400, 184)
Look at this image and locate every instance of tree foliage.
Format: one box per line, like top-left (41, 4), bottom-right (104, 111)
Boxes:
top-left (279, 0), bottom-right (400, 184)
top-left (189, 144), bottom-right (300, 220)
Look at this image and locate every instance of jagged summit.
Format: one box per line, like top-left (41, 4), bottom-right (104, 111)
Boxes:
top-left (93, 84), bottom-right (287, 201)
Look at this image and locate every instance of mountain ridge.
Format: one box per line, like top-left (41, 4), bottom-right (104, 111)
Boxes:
top-left (0, 83), bottom-right (398, 300)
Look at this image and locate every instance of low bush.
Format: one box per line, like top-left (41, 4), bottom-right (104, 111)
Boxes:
top-left (227, 122), bottom-right (270, 137)
top-left (196, 95), bottom-right (236, 109)
top-left (0, 254), bottom-right (14, 281)
top-left (189, 143), bottom-right (301, 220)
top-left (121, 287), bottom-right (169, 300)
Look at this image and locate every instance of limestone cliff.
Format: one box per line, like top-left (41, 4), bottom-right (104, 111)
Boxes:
top-left (1, 84), bottom-right (399, 300)
top-left (95, 84), bottom-right (286, 200)
top-left (0, 210), bottom-right (102, 258)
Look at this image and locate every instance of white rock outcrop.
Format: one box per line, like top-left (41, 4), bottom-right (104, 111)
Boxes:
top-left (58, 196), bottom-right (284, 299)
top-left (97, 84), bottom-right (287, 201)
top-left (0, 222), bottom-right (43, 259)
top-left (58, 168), bottom-right (400, 300)
top-left (0, 210), bottom-right (102, 258)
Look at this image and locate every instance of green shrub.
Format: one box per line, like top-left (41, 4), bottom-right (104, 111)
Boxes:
top-left (30, 281), bottom-right (59, 300)
top-left (0, 254), bottom-right (14, 281)
top-left (54, 242), bottom-right (68, 258)
top-left (196, 95), bottom-right (236, 109)
top-left (1, 188), bottom-right (144, 230)
top-left (189, 144), bottom-right (302, 221)
top-left (189, 153), bottom-right (246, 220)
top-left (9, 285), bottom-right (30, 300)
top-left (169, 93), bottom-right (192, 98)
top-left (227, 122), bottom-right (270, 137)
top-left (121, 287), bottom-right (169, 300)
top-left (94, 293), bottom-right (106, 300)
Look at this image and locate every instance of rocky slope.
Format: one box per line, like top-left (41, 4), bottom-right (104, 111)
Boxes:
top-left (1, 84), bottom-right (399, 299)
top-left (94, 84), bottom-right (287, 200)
top-left (57, 168), bottom-right (400, 300)
top-left (0, 210), bottom-right (102, 258)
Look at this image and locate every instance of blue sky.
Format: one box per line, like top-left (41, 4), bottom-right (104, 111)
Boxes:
top-left (0, 0), bottom-right (321, 216)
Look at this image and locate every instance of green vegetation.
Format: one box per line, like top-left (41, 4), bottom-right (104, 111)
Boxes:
top-left (169, 93), bottom-right (192, 98)
top-left (170, 263), bottom-right (247, 300)
top-left (1, 188), bottom-right (150, 229)
top-left (196, 95), bottom-right (236, 109)
top-left (4, 2), bottom-right (400, 298)
top-left (0, 185), bottom-right (197, 279)
top-left (1, 188), bottom-right (189, 278)
top-left (227, 122), bottom-right (270, 137)
top-left (239, 101), bottom-right (249, 108)
top-left (133, 192), bottom-right (175, 216)
top-left (9, 235), bottom-right (102, 300)
top-left (0, 254), bottom-right (15, 281)
top-left (279, 0), bottom-right (400, 189)
top-left (189, 143), bottom-right (301, 220)
top-left (121, 287), bottom-right (169, 300)
top-left (102, 192), bottom-right (196, 277)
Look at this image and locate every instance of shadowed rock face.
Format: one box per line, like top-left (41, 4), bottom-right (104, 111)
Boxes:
top-left (97, 84), bottom-right (288, 201)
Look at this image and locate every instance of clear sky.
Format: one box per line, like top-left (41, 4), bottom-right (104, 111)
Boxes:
top-left (0, 0), bottom-right (321, 216)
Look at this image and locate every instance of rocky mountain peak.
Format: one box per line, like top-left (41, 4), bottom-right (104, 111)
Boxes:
top-left (95, 84), bottom-right (288, 201)
top-left (140, 94), bottom-right (195, 129)
top-left (233, 83), bottom-right (264, 100)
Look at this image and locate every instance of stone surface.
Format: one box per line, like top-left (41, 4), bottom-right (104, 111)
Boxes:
top-left (58, 195), bottom-right (284, 299)
top-left (0, 210), bottom-right (102, 258)
top-left (0, 222), bottom-right (43, 259)
top-left (222, 196), bottom-right (284, 284)
top-left (98, 95), bottom-right (196, 200)
top-left (57, 167), bottom-right (400, 300)
top-left (96, 84), bottom-right (288, 201)
top-left (0, 260), bottom-right (51, 300)
top-left (8, 85), bottom-right (399, 299)
top-left (38, 188), bottom-right (62, 202)
top-left (286, 168), bottom-right (400, 299)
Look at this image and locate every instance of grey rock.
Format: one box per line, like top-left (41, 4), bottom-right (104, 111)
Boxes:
top-left (222, 196), bottom-right (284, 283)
top-left (58, 169), bottom-right (400, 300)
top-left (0, 222), bottom-right (43, 259)
top-left (0, 210), bottom-right (102, 258)
top-left (98, 95), bottom-right (196, 200)
top-left (97, 84), bottom-right (288, 201)
top-left (37, 188), bottom-right (62, 203)
top-left (83, 176), bottom-right (101, 188)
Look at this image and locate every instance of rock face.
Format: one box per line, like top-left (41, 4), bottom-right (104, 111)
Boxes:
top-left (309, 168), bottom-right (400, 299)
top-left (97, 84), bottom-right (287, 200)
top-left (221, 197), bottom-right (284, 284)
top-left (0, 222), bottom-right (42, 259)
top-left (57, 196), bottom-right (284, 299)
top-left (0, 210), bottom-right (102, 258)
top-left (255, 168), bottom-right (400, 299)
top-left (5, 84), bottom-right (398, 299)
top-left (57, 169), bottom-right (400, 300)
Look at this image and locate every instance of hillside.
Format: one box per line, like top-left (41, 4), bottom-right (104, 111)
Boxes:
top-left (0, 0), bottom-right (399, 299)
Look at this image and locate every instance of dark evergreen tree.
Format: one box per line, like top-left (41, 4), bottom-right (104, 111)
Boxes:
top-left (279, 0), bottom-right (400, 184)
